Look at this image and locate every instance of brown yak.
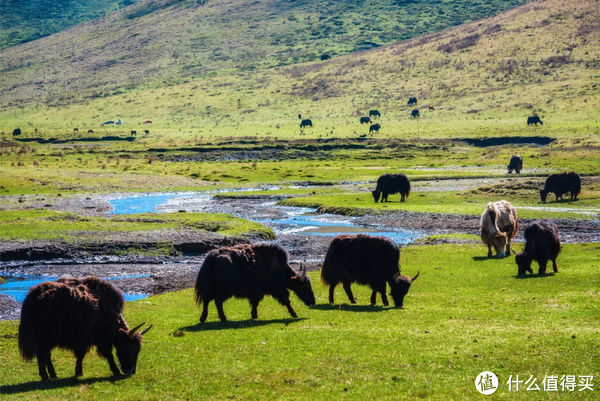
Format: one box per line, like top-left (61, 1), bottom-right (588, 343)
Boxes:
top-left (479, 200), bottom-right (518, 258)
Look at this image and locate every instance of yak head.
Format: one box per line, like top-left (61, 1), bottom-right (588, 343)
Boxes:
top-left (390, 272), bottom-right (419, 308)
top-left (515, 252), bottom-right (533, 275)
top-left (115, 322), bottom-right (153, 376)
top-left (539, 189), bottom-right (548, 203)
top-left (288, 263), bottom-right (315, 306)
top-left (371, 190), bottom-right (381, 203)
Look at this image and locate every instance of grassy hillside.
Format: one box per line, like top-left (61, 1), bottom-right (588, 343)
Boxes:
top-left (0, 0), bottom-right (597, 140)
top-left (1, 243), bottom-right (598, 400)
top-left (0, 0), bottom-right (140, 50)
top-left (0, 0), bottom-right (530, 108)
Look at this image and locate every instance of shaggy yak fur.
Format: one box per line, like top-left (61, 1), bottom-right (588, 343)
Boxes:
top-left (195, 243), bottom-right (315, 322)
top-left (540, 172), bottom-right (581, 202)
top-left (321, 234), bottom-right (419, 308)
top-left (516, 220), bottom-right (561, 275)
top-left (18, 276), bottom-right (152, 381)
top-left (372, 173), bottom-right (411, 203)
top-left (507, 154), bottom-right (523, 174)
top-left (527, 115), bottom-right (543, 125)
top-left (480, 200), bottom-right (518, 258)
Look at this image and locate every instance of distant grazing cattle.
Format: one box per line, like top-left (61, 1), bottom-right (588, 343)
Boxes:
top-left (516, 220), bottom-right (561, 275)
top-left (372, 173), bottom-right (410, 203)
top-left (298, 114), bottom-right (302, 120)
top-left (480, 200), bottom-right (518, 258)
top-left (87, 129), bottom-right (95, 134)
top-left (507, 154), bottom-right (523, 174)
top-left (18, 276), bottom-right (152, 381)
top-left (142, 120), bottom-right (152, 124)
top-left (428, 106), bottom-right (435, 111)
top-left (12, 128), bottom-right (21, 136)
top-left (322, 234), bottom-right (419, 307)
top-left (369, 123), bottom-right (381, 133)
top-left (300, 119), bottom-right (313, 128)
top-left (369, 110), bottom-right (381, 118)
top-left (115, 119), bottom-right (123, 125)
top-left (144, 129), bottom-right (150, 135)
top-left (360, 116), bottom-right (372, 124)
top-left (527, 116), bottom-right (543, 125)
top-left (540, 172), bottom-right (580, 202)
top-left (73, 128), bottom-right (79, 133)
top-left (130, 130), bottom-right (137, 136)
top-left (195, 244), bottom-right (315, 322)
top-left (102, 120), bottom-right (115, 126)
top-left (411, 109), bottom-right (420, 118)
top-left (320, 53), bottom-right (331, 60)
top-left (407, 97), bottom-right (417, 105)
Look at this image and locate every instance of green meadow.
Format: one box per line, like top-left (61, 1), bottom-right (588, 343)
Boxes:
top-left (1, 243), bottom-right (598, 400)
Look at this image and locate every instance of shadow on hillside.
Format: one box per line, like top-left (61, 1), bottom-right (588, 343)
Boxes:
top-left (180, 317), bottom-right (305, 332)
top-left (514, 273), bottom-right (556, 279)
top-left (310, 303), bottom-right (389, 312)
top-left (1, 375), bottom-right (122, 395)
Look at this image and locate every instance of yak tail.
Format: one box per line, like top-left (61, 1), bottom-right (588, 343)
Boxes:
top-left (484, 203), bottom-right (506, 239)
top-left (18, 296), bottom-right (37, 361)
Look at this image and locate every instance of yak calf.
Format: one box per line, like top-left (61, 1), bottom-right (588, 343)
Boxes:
top-left (516, 220), bottom-right (561, 275)
top-left (322, 234), bottom-right (419, 308)
top-left (195, 243), bottom-right (315, 322)
top-left (18, 277), bottom-right (151, 381)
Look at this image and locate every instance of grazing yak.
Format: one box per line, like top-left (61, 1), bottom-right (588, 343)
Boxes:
top-left (195, 244), bottom-right (315, 322)
top-left (369, 110), bottom-right (381, 118)
top-left (369, 123), bottom-right (381, 133)
top-left (300, 119), bottom-right (313, 128)
top-left (527, 115), bottom-right (543, 125)
top-left (507, 154), bottom-right (523, 174)
top-left (411, 109), bottom-right (420, 118)
top-left (407, 97), bottom-right (417, 105)
top-left (12, 128), bottom-right (21, 136)
top-left (18, 277), bottom-right (151, 381)
top-left (130, 130), bottom-right (137, 136)
top-left (322, 234), bottom-right (419, 307)
top-left (87, 129), bottom-right (95, 134)
top-left (516, 220), bottom-right (561, 275)
top-left (144, 129), bottom-right (150, 135)
top-left (143, 120), bottom-right (153, 124)
top-left (540, 172), bottom-right (581, 202)
top-left (480, 200), bottom-right (518, 258)
top-left (372, 173), bottom-right (410, 203)
top-left (360, 116), bottom-right (372, 124)
top-left (428, 106), bottom-right (435, 111)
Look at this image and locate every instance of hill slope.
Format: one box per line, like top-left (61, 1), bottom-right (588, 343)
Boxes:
top-left (0, 0), bottom-right (530, 107)
top-left (1, 0), bottom-right (597, 139)
top-left (0, 0), bottom-right (140, 50)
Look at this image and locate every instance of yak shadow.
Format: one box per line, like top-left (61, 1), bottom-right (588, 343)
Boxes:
top-left (514, 272), bottom-right (556, 279)
top-left (1, 375), bottom-right (123, 395)
top-left (180, 317), bottom-right (305, 332)
top-left (472, 255), bottom-right (502, 261)
top-left (310, 303), bottom-right (391, 312)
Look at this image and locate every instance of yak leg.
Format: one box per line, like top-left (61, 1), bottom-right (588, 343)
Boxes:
top-left (380, 290), bottom-right (389, 307)
top-left (538, 260), bottom-right (548, 275)
top-left (36, 350), bottom-right (50, 382)
top-left (552, 259), bottom-right (558, 273)
top-left (45, 350), bottom-right (57, 379)
top-left (382, 193), bottom-right (388, 202)
top-left (401, 193), bottom-right (405, 202)
top-left (97, 344), bottom-right (121, 377)
top-left (370, 290), bottom-right (377, 305)
top-left (74, 348), bottom-right (87, 377)
top-left (250, 299), bottom-right (259, 320)
top-left (285, 301), bottom-right (298, 318)
top-left (200, 299), bottom-right (210, 323)
top-left (343, 282), bottom-right (356, 304)
top-left (487, 244), bottom-right (493, 258)
top-left (215, 299), bottom-right (227, 322)
top-left (328, 283), bottom-right (337, 304)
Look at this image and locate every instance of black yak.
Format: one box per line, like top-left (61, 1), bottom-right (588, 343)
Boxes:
top-left (322, 234), bottom-right (419, 307)
top-left (360, 116), bottom-right (371, 124)
top-left (516, 220), bottom-right (561, 275)
top-left (300, 119), bottom-right (313, 128)
top-left (369, 123), bottom-right (381, 133)
top-left (507, 154), bottom-right (523, 174)
top-left (369, 110), bottom-right (381, 117)
top-left (480, 200), bottom-right (518, 258)
top-left (18, 277), bottom-right (151, 381)
top-left (372, 173), bottom-right (410, 203)
top-left (411, 109), bottom-right (420, 118)
top-left (12, 128), bottom-right (21, 136)
top-left (195, 243), bottom-right (315, 322)
top-left (540, 172), bottom-right (581, 202)
top-left (407, 97), bottom-right (417, 105)
top-left (527, 116), bottom-right (543, 125)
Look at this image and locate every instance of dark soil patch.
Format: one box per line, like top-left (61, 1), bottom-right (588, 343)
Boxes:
top-left (458, 136), bottom-right (555, 147)
top-left (16, 136), bottom-right (135, 144)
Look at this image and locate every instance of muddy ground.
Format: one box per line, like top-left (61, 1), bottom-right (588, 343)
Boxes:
top-left (1, 176), bottom-right (599, 320)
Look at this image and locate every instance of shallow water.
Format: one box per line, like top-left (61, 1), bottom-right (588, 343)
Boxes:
top-left (0, 273), bottom-right (149, 302)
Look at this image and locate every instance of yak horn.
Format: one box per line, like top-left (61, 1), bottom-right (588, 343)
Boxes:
top-left (130, 322), bottom-right (145, 334)
top-left (411, 271), bottom-right (420, 282)
top-left (118, 313), bottom-right (129, 329)
top-left (141, 324), bottom-right (153, 335)
top-left (511, 248), bottom-right (517, 255)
